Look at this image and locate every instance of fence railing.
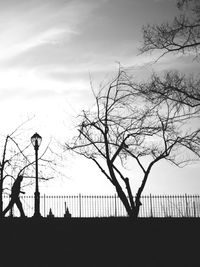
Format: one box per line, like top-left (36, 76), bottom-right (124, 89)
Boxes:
top-left (3, 194), bottom-right (200, 218)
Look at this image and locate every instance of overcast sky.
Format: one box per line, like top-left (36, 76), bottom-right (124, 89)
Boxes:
top-left (0, 0), bottom-right (199, 196)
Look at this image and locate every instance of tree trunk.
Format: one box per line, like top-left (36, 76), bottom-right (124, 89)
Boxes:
top-left (115, 184), bottom-right (133, 217)
top-left (133, 204), bottom-right (141, 219)
top-left (0, 179), bottom-right (3, 217)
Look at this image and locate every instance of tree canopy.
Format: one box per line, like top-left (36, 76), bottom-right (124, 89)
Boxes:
top-left (140, 0), bottom-right (200, 60)
top-left (65, 69), bottom-right (200, 217)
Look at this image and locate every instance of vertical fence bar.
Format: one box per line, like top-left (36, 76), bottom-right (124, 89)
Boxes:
top-left (193, 199), bottom-right (196, 218)
top-left (79, 194), bottom-right (81, 218)
top-left (179, 195), bottom-right (183, 217)
top-left (44, 194), bottom-right (46, 217)
top-left (185, 193), bottom-right (188, 217)
top-left (150, 194), bottom-right (153, 217)
top-left (114, 194), bottom-right (117, 217)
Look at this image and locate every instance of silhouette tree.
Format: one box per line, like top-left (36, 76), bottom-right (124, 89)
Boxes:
top-left (0, 121), bottom-right (62, 217)
top-left (137, 71), bottom-right (200, 110)
top-left (65, 69), bottom-right (200, 218)
top-left (0, 121), bottom-right (29, 216)
top-left (140, 0), bottom-right (200, 110)
top-left (140, 0), bottom-right (200, 60)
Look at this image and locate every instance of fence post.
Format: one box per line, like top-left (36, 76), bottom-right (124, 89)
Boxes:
top-left (185, 194), bottom-right (189, 217)
top-left (150, 194), bottom-right (153, 217)
top-left (79, 194), bottom-right (81, 218)
top-left (193, 200), bottom-right (196, 218)
top-left (43, 194), bottom-right (46, 217)
top-left (114, 194), bottom-right (117, 217)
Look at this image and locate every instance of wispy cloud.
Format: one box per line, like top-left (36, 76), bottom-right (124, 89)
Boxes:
top-left (0, 0), bottom-right (183, 99)
top-left (0, 0), bottom-right (98, 64)
top-left (0, 28), bottom-right (75, 62)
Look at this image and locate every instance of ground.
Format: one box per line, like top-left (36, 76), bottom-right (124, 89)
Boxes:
top-left (0, 217), bottom-right (199, 267)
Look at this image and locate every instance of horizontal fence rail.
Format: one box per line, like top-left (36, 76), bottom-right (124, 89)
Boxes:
top-left (2, 194), bottom-right (200, 218)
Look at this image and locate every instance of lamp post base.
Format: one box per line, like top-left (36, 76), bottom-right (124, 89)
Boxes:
top-left (32, 213), bottom-right (42, 218)
top-left (34, 191), bottom-right (42, 218)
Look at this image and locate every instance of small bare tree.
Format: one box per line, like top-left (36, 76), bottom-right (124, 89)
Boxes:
top-left (0, 121), bottom-right (30, 215)
top-left (0, 122), bottom-right (61, 217)
top-left (65, 70), bottom-right (200, 218)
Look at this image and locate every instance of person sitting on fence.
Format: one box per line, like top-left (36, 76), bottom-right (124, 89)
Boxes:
top-left (2, 175), bottom-right (26, 217)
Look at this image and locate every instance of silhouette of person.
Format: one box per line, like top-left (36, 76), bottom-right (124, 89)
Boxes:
top-left (3, 175), bottom-right (26, 217)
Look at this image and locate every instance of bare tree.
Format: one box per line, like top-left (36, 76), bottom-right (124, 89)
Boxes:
top-left (65, 70), bottom-right (200, 218)
top-left (140, 0), bottom-right (200, 60)
top-left (0, 121), bottom-right (30, 216)
top-left (139, 0), bottom-right (200, 118)
top-left (137, 71), bottom-right (200, 109)
top-left (0, 122), bottom-right (61, 217)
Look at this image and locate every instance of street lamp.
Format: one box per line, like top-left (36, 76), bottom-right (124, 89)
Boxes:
top-left (31, 132), bottom-right (42, 217)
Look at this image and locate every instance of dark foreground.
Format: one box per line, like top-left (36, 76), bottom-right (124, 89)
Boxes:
top-left (0, 217), bottom-right (199, 267)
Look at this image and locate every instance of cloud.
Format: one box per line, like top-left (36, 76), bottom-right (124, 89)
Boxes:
top-left (0, 0), bottom-right (141, 81)
top-left (0, 0), bottom-right (99, 64)
top-left (0, 88), bottom-right (56, 102)
top-left (0, 28), bottom-right (75, 63)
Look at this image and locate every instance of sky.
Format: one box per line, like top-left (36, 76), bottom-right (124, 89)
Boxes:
top-left (0, 0), bottom-right (200, 196)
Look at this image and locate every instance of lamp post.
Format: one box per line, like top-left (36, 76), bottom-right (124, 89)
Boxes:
top-left (31, 132), bottom-right (42, 217)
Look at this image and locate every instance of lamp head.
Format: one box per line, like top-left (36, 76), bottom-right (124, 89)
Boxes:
top-left (31, 132), bottom-right (42, 149)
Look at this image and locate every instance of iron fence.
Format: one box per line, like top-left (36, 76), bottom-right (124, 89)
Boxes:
top-left (3, 194), bottom-right (200, 218)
